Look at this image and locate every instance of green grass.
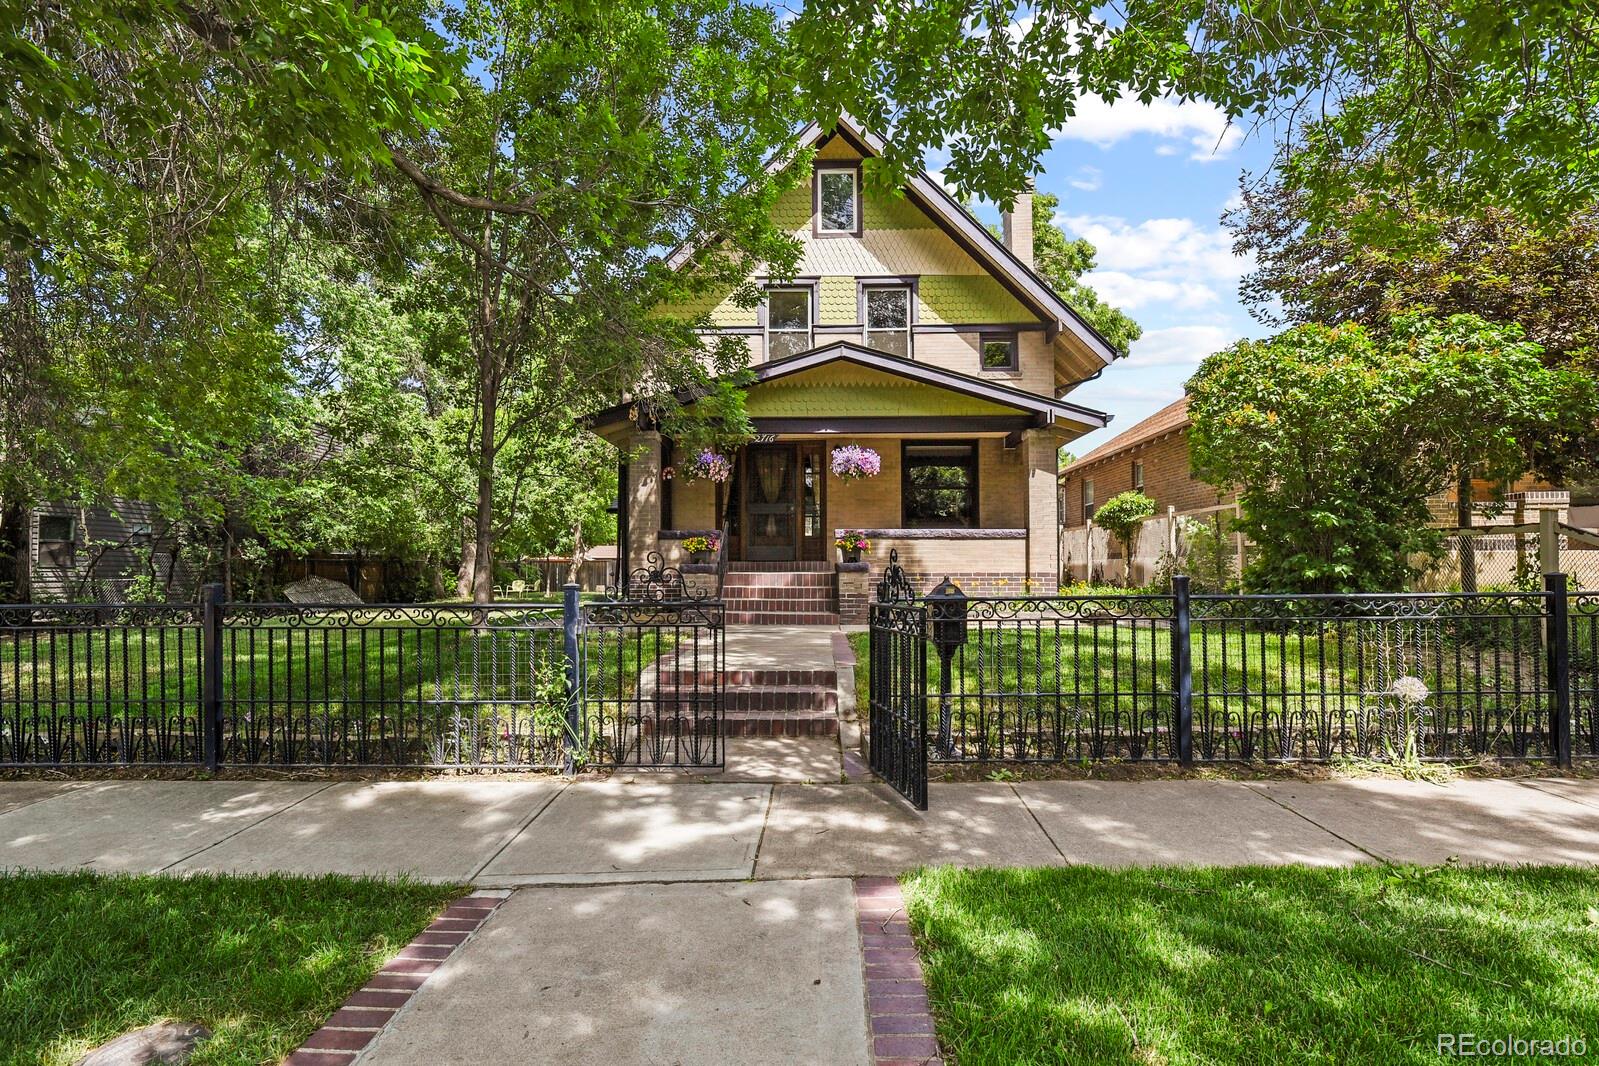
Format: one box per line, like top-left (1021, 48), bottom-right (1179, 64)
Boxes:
top-left (0, 871), bottom-right (459, 1066)
top-left (904, 864), bottom-right (1599, 1065)
top-left (849, 618), bottom-right (1568, 760)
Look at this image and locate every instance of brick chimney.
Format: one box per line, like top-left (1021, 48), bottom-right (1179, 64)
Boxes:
top-left (1001, 181), bottom-right (1034, 267)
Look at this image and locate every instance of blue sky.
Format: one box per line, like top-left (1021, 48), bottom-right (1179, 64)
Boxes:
top-left (940, 99), bottom-right (1279, 457)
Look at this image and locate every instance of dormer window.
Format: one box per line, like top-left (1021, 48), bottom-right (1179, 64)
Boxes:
top-left (815, 168), bottom-right (859, 235)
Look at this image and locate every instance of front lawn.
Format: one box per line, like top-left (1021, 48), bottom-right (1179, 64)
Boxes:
top-left (904, 864), bottom-right (1599, 1065)
top-left (0, 871), bottom-right (459, 1065)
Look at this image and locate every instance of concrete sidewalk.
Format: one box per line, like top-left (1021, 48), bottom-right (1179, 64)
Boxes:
top-left (3, 775), bottom-right (1597, 881)
top-left (357, 879), bottom-right (869, 1066)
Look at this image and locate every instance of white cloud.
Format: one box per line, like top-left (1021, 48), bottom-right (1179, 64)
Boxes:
top-left (1067, 165), bottom-right (1102, 192)
top-left (1126, 324), bottom-right (1238, 368)
top-left (1060, 213), bottom-right (1252, 310)
top-left (1055, 93), bottom-right (1242, 162)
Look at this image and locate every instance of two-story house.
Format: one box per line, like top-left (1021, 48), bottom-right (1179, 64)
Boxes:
top-left (586, 117), bottom-right (1117, 622)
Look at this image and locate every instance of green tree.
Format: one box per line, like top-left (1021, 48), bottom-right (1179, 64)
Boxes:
top-left (1187, 315), bottom-right (1599, 592)
top-left (790, 2), bottom-right (1599, 232)
top-left (1227, 183), bottom-right (1599, 585)
top-left (386, 0), bottom-right (806, 602)
top-left (1094, 491), bottom-right (1157, 587)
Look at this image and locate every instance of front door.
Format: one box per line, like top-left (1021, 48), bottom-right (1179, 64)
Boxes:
top-left (744, 443), bottom-right (798, 561)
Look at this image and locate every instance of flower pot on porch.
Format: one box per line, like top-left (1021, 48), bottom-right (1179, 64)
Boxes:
top-left (690, 551), bottom-right (711, 564)
top-left (842, 548), bottom-right (862, 564)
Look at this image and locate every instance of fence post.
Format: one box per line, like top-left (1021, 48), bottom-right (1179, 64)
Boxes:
top-left (562, 582), bottom-right (582, 775)
top-left (1540, 509), bottom-right (1561, 576)
top-left (1171, 574), bottom-right (1194, 766)
top-left (1547, 571), bottom-right (1572, 768)
top-left (200, 582), bottom-right (224, 772)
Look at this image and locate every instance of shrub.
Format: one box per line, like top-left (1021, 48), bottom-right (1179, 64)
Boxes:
top-left (1094, 491), bottom-right (1156, 587)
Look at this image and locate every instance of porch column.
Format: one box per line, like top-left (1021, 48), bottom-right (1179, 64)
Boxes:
top-left (1022, 428), bottom-right (1061, 594)
top-left (625, 428), bottom-right (663, 569)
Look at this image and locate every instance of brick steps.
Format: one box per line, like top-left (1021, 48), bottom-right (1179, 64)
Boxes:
top-left (718, 565), bottom-right (840, 625)
top-left (726, 610), bottom-right (840, 625)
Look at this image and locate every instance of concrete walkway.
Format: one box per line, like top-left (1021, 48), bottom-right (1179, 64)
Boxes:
top-left (8, 774), bottom-right (1599, 1066)
top-left (4, 775), bottom-right (1598, 880)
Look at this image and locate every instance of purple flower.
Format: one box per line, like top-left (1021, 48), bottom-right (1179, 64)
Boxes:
top-left (682, 450), bottom-right (732, 483)
top-left (830, 445), bottom-right (881, 479)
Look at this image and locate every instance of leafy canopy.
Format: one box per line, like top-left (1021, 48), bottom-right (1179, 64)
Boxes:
top-left (1188, 315), bottom-right (1599, 593)
top-left (790, 1), bottom-right (1599, 233)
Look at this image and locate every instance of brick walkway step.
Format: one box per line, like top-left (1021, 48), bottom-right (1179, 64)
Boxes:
top-left (655, 669), bottom-right (838, 687)
top-left (726, 611), bottom-right (840, 625)
top-left (727, 561), bottom-right (833, 572)
top-left (723, 572), bottom-right (836, 588)
top-left (726, 686), bottom-right (839, 714)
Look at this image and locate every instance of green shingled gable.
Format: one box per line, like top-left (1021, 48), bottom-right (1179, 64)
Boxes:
top-left (742, 362), bottom-right (1022, 418)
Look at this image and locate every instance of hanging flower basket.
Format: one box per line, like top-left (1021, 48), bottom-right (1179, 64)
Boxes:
top-left (830, 445), bottom-right (881, 480)
top-left (679, 450), bottom-right (732, 483)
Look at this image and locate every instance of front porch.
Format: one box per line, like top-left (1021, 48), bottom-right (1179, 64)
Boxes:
top-left (591, 343), bottom-right (1109, 620)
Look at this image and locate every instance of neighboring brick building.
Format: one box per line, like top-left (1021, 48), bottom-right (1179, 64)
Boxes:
top-left (1058, 396), bottom-right (1231, 528)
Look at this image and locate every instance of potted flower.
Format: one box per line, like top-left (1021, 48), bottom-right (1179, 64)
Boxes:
top-left (680, 450), bottom-right (732, 483)
top-left (683, 532), bottom-right (720, 564)
top-left (830, 445), bottom-right (881, 480)
top-left (834, 529), bottom-right (870, 563)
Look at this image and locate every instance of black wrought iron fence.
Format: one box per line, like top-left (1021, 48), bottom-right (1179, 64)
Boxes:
top-left (1, 584), bottom-right (723, 770)
top-left (876, 571), bottom-right (1586, 771)
top-left (1575, 592), bottom-right (1598, 760)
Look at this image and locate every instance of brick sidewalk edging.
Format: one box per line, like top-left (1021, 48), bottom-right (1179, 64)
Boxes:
top-left (283, 890), bottom-right (511, 1065)
top-left (855, 877), bottom-right (943, 1066)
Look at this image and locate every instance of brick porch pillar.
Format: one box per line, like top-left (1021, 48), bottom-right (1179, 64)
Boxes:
top-left (1023, 428), bottom-right (1061, 594)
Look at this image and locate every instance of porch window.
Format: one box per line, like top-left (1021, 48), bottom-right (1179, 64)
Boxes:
top-left (766, 288), bottom-right (812, 360)
top-left (980, 332), bottom-right (1018, 371)
top-left (37, 514), bottom-right (76, 568)
top-left (903, 442), bottom-right (978, 528)
top-left (816, 168), bottom-right (858, 234)
top-left (1082, 478), bottom-right (1096, 522)
top-left (864, 286), bottom-right (911, 358)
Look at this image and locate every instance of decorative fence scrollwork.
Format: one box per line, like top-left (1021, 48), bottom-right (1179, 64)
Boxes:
top-left (1, 585), bottom-right (724, 771)
top-left (864, 572), bottom-right (1590, 807)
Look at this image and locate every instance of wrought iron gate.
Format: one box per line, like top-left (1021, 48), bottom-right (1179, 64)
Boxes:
top-left (867, 552), bottom-right (929, 809)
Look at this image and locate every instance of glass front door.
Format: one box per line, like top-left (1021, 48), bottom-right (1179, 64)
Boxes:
top-left (744, 444), bottom-right (798, 561)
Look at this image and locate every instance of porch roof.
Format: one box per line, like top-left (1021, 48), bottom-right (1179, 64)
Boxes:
top-left (586, 341), bottom-right (1112, 441)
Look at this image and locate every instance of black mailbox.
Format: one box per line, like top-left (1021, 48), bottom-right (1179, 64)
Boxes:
top-left (926, 576), bottom-right (969, 653)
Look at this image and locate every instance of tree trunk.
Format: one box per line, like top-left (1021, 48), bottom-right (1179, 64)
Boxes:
top-left (567, 520), bottom-right (586, 586)
top-left (1456, 469), bottom-right (1477, 594)
top-left (455, 529), bottom-right (477, 601)
top-left (471, 361), bottom-right (498, 604)
top-left (0, 501), bottom-right (27, 602)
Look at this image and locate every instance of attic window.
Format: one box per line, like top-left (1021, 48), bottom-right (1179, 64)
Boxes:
top-left (980, 333), bottom-right (1018, 371)
top-left (816, 169), bottom-right (859, 234)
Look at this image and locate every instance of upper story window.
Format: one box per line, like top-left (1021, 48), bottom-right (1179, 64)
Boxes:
top-left (1132, 460), bottom-right (1145, 493)
top-left (816, 168), bottom-right (859, 235)
top-left (766, 288), bottom-right (812, 360)
top-left (980, 332), bottom-right (1018, 371)
top-left (864, 286), bottom-right (911, 358)
top-left (37, 514), bottom-right (76, 568)
top-left (1082, 478), bottom-right (1096, 521)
